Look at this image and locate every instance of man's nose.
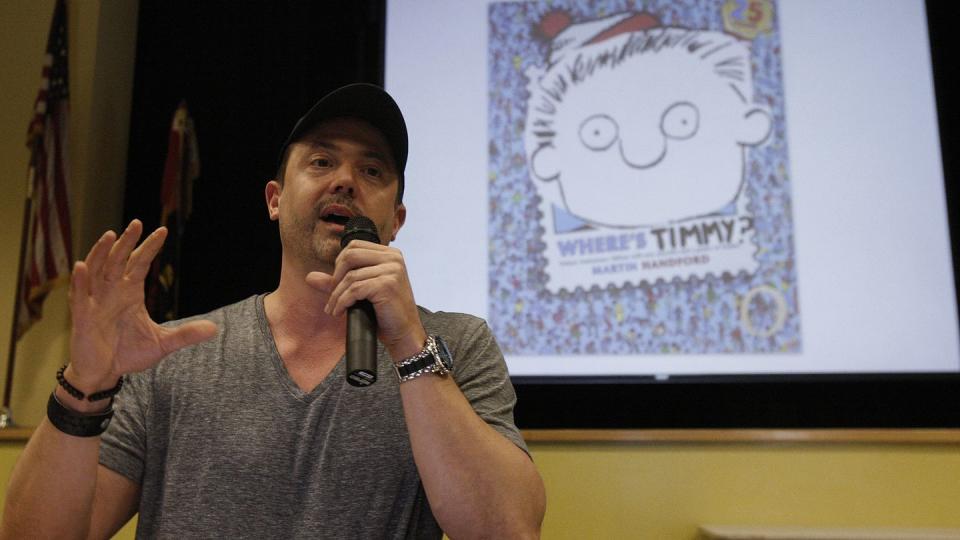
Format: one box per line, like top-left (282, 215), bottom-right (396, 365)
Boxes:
top-left (330, 164), bottom-right (358, 196)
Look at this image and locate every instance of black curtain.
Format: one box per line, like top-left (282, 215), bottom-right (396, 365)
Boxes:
top-left (123, 0), bottom-right (384, 318)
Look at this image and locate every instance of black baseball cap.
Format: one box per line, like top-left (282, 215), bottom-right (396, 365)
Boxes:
top-left (277, 83), bottom-right (408, 201)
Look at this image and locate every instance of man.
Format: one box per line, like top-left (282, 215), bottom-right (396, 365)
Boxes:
top-left (2, 84), bottom-right (545, 539)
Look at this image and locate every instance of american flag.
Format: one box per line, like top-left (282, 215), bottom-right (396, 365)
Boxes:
top-left (16, 0), bottom-right (73, 339)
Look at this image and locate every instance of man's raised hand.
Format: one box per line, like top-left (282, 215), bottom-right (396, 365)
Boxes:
top-left (66, 220), bottom-right (217, 393)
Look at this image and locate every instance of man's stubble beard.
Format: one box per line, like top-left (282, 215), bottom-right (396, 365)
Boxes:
top-left (281, 212), bottom-right (340, 272)
top-left (279, 195), bottom-right (396, 273)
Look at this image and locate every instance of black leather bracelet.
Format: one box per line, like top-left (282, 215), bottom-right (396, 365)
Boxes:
top-left (46, 392), bottom-right (114, 437)
top-left (56, 365), bottom-right (124, 402)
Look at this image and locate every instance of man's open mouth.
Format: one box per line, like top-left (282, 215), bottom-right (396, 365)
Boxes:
top-left (319, 205), bottom-right (355, 226)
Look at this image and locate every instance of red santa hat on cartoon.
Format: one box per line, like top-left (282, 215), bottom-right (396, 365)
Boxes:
top-left (539, 11), bottom-right (661, 67)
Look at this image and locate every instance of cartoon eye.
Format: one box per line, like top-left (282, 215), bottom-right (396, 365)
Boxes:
top-left (661, 102), bottom-right (699, 140)
top-left (578, 114), bottom-right (619, 151)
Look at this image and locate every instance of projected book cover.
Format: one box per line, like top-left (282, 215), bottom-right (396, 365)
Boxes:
top-left (488, 0), bottom-right (801, 355)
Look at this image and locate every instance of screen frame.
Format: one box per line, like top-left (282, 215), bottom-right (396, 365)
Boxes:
top-left (381, 0), bottom-right (960, 429)
top-left (505, 0), bottom-right (960, 429)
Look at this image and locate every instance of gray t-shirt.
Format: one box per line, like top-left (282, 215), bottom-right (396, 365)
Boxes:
top-left (100, 294), bottom-right (526, 539)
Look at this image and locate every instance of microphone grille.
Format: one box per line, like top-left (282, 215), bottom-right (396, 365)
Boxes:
top-left (341, 216), bottom-right (381, 248)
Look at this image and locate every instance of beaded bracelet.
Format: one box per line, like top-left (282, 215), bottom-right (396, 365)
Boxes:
top-left (56, 365), bottom-right (124, 402)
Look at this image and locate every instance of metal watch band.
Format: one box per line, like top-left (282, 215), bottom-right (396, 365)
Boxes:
top-left (46, 392), bottom-right (114, 437)
top-left (394, 336), bottom-right (447, 383)
top-left (396, 356), bottom-right (436, 382)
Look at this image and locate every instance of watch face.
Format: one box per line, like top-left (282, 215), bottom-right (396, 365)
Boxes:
top-left (434, 335), bottom-right (453, 371)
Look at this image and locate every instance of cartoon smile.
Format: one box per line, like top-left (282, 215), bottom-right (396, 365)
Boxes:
top-left (618, 138), bottom-right (667, 170)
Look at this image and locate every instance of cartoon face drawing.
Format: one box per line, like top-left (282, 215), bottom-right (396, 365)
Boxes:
top-left (525, 13), bottom-right (773, 228)
top-left (489, 3), bottom-right (799, 354)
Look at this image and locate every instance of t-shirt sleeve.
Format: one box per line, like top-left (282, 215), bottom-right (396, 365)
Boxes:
top-left (446, 317), bottom-right (529, 455)
top-left (99, 369), bottom-right (151, 484)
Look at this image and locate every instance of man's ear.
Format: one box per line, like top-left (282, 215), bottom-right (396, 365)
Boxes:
top-left (390, 203), bottom-right (406, 242)
top-left (265, 180), bottom-right (282, 221)
top-left (530, 144), bottom-right (560, 181)
top-left (737, 107), bottom-right (773, 146)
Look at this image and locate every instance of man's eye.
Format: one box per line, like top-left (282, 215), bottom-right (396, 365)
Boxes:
top-left (364, 166), bottom-right (382, 178)
top-left (311, 158), bottom-right (332, 168)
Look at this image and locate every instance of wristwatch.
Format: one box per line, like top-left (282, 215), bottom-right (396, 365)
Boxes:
top-left (394, 335), bottom-right (453, 383)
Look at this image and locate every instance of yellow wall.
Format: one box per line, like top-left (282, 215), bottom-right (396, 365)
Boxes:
top-left (532, 441), bottom-right (960, 538)
top-left (0, 0), bottom-right (139, 429)
top-left (0, 3), bottom-right (140, 538)
top-left (0, 2), bottom-right (958, 540)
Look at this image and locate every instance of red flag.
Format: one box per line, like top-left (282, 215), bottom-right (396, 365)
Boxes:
top-left (16, 0), bottom-right (73, 339)
top-left (146, 102), bottom-right (200, 321)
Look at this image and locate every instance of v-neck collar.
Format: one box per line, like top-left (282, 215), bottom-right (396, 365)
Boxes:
top-left (255, 293), bottom-right (345, 403)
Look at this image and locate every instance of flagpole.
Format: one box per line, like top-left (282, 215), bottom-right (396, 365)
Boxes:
top-left (1, 188), bottom-right (36, 428)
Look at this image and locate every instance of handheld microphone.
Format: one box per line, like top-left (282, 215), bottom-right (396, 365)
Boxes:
top-left (340, 216), bottom-right (381, 387)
